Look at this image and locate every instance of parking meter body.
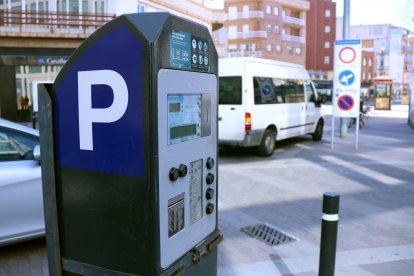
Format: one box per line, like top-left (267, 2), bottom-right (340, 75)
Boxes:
top-left (40, 13), bottom-right (220, 275)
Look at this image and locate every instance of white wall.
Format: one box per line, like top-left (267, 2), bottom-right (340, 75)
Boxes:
top-left (388, 52), bottom-right (404, 83)
top-left (107, 0), bottom-right (137, 16)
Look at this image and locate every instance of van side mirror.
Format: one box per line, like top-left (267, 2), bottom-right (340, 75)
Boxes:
top-left (33, 145), bottom-right (41, 162)
top-left (318, 95), bottom-right (326, 104)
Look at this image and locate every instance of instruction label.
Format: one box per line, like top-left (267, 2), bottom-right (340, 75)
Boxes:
top-left (189, 159), bottom-right (203, 225)
top-left (170, 30), bottom-right (191, 69)
top-left (170, 30), bottom-right (209, 71)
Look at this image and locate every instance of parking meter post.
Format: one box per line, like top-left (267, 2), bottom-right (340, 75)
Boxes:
top-left (318, 192), bottom-right (340, 276)
top-left (39, 13), bottom-right (221, 275)
top-left (38, 84), bottom-right (62, 276)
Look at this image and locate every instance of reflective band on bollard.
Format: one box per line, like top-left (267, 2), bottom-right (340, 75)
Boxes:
top-left (322, 213), bottom-right (339, 222)
top-left (319, 192), bottom-right (340, 276)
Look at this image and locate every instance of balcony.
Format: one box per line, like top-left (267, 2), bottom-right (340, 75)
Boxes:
top-left (227, 11), bottom-right (265, 20)
top-left (153, 0), bottom-right (225, 25)
top-left (404, 55), bottom-right (413, 62)
top-left (282, 34), bottom-right (305, 44)
top-left (225, 50), bottom-right (263, 58)
top-left (0, 9), bottom-right (115, 37)
top-left (282, 15), bottom-right (305, 26)
top-left (228, 31), bottom-right (267, 40)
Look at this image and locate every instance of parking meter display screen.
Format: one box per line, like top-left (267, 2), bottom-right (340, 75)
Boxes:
top-left (167, 95), bottom-right (202, 145)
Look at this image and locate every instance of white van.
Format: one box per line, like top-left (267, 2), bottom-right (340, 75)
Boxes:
top-left (219, 57), bottom-right (324, 156)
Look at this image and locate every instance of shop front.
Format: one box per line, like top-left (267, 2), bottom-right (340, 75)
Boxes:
top-left (373, 76), bottom-right (393, 110)
top-left (0, 48), bottom-right (71, 122)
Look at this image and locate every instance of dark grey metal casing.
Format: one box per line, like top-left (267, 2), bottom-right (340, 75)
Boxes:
top-left (38, 13), bottom-right (220, 276)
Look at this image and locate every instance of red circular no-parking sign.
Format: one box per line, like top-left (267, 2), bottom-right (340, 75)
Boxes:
top-left (339, 47), bottom-right (356, 64)
top-left (337, 94), bottom-right (354, 111)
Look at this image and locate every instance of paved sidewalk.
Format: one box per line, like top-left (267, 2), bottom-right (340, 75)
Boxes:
top-left (217, 105), bottom-right (414, 275)
top-left (0, 105), bottom-right (412, 275)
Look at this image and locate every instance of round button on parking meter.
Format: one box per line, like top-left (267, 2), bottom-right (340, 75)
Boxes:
top-left (169, 167), bottom-right (179, 181)
top-left (206, 203), bottom-right (214, 214)
top-left (206, 173), bottom-right (214, 185)
top-left (178, 164), bottom-right (188, 177)
top-left (206, 188), bottom-right (214, 200)
top-left (206, 157), bottom-right (215, 170)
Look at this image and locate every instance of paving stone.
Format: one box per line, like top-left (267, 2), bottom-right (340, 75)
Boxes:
top-left (0, 106), bottom-right (413, 275)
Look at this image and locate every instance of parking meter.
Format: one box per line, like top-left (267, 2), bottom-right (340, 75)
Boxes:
top-left (38, 13), bottom-right (221, 275)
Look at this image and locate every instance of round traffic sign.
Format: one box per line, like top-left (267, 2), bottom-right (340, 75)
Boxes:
top-left (262, 84), bottom-right (271, 95)
top-left (337, 94), bottom-right (354, 111)
top-left (339, 47), bottom-right (356, 64)
top-left (338, 70), bottom-right (355, 86)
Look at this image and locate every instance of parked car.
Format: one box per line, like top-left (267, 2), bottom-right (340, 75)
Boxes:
top-left (0, 118), bottom-right (44, 246)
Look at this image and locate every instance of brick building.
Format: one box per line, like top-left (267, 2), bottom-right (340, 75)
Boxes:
top-left (305, 0), bottom-right (336, 80)
top-left (220, 0), bottom-right (310, 65)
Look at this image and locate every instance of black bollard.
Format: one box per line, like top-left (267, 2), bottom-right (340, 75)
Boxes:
top-left (318, 192), bottom-right (340, 276)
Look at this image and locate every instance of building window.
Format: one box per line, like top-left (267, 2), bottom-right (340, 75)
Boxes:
top-left (229, 25), bottom-right (237, 39)
top-left (243, 24), bottom-right (249, 33)
top-left (266, 6), bottom-right (271, 14)
top-left (286, 46), bottom-right (293, 54)
top-left (228, 44), bottom-right (237, 50)
top-left (243, 5), bottom-right (249, 12)
top-left (274, 26), bottom-right (279, 33)
top-left (267, 24), bottom-right (272, 32)
top-left (324, 56), bottom-right (330, 64)
top-left (276, 45), bottom-right (282, 53)
top-left (240, 44), bottom-right (246, 50)
top-left (295, 47), bottom-right (302, 55)
top-left (247, 44), bottom-right (256, 51)
top-left (363, 57), bottom-right (367, 66)
top-left (267, 44), bottom-right (272, 52)
top-left (369, 58), bottom-right (372, 67)
top-left (29, 66), bottom-right (42, 74)
top-left (325, 9), bottom-right (331, 17)
top-left (138, 5), bottom-right (145, 13)
top-left (324, 42), bottom-right (330, 49)
top-left (228, 6), bottom-right (237, 19)
top-left (325, 26), bottom-right (330, 33)
top-left (274, 7), bottom-right (279, 16)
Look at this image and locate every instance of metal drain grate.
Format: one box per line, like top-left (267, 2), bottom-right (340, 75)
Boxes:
top-left (241, 223), bottom-right (297, 246)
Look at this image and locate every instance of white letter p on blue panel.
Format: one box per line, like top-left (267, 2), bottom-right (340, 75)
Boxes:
top-left (78, 70), bottom-right (129, 151)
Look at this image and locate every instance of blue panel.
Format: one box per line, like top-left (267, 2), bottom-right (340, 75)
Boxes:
top-left (54, 24), bottom-right (144, 177)
top-left (335, 39), bottom-right (361, 45)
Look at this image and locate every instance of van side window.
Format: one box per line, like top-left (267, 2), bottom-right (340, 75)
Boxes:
top-left (254, 77), bottom-right (305, 104)
top-left (284, 79), bottom-right (304, 103)
top-left (219, 76), bottom-right (242, 105)
top-left (304, 79), bottom-right (317, 103)
top-left (254, 77), bottom-right (278, 104)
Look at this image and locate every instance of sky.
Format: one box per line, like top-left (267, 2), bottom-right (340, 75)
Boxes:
top-left (334, 0), bottom-right (413, 31)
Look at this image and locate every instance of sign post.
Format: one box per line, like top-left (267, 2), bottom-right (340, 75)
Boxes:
top-left (332, 40), bottom-right (361, 149)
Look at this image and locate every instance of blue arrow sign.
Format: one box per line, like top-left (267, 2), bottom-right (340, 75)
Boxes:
top-left (338, 70), bottom-right (355, 86)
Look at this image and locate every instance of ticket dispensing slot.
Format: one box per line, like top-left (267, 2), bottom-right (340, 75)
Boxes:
top-left (168, 193), bottom-right (185, 237)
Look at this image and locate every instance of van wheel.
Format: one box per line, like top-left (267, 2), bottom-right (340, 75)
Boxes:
top-left (258, 129), bottom-right (275, 157)
top-left (312, 120), bottom-right (324, 141)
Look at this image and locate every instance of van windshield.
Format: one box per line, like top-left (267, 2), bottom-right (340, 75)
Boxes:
top-left (219, 76), bottom-right (242, 105)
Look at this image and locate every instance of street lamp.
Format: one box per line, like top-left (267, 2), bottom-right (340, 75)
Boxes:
top-left (379, 46), bottom-right (385, 76)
